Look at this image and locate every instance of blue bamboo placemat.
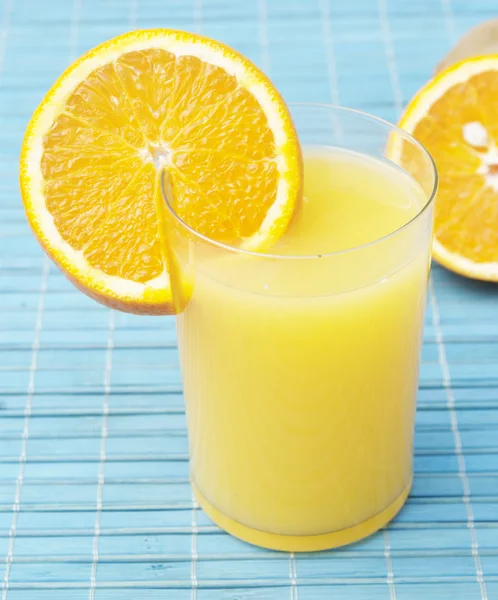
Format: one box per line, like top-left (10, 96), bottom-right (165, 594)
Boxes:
top-left (0, 0), bottom-right (497, 598)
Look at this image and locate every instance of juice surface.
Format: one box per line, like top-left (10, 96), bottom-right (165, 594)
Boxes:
top-left (176, 146), bottom-right (431, 550)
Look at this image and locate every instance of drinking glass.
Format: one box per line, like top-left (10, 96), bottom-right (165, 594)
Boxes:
top-left (162, 104), bottom-right (437, 551)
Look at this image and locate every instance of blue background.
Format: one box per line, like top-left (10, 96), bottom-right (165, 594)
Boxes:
top-left (0, 0), bottom-right (497, 598)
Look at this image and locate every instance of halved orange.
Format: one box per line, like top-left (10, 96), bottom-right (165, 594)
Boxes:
top-left (398, 55), bottom-right (498, 281)
top-left (20, 29), bottom-right (302, 314)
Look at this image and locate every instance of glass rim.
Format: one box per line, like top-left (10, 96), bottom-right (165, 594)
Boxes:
top-left (161, 103), bottom-right (438, 261)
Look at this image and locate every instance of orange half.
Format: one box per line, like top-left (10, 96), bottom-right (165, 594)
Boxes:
top-left (20, 29), bottom-right (302, 314)
top-left (398, 55), bottom-right (498, 281)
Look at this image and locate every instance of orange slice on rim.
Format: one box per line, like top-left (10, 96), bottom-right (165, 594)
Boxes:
top-left (20, 29), bottom-right (302, 314)
top-left (399, 55), bottom-right (498, 281)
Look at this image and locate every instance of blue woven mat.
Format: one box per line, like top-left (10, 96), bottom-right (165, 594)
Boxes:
top-left (0, 0), bottom-right (497, 598)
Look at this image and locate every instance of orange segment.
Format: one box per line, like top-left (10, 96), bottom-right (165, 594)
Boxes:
top-left (20, 29), bottom-right (302, 314)
top-left (398, 55), bottom-right (498, 281)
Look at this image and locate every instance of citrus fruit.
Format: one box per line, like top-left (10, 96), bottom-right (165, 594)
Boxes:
top-left (20, 29), bottom-right (302, 314)
top-left (398, 55), bottom-right (498, 281)
top-left (436, 21), bottom-right (498, 74)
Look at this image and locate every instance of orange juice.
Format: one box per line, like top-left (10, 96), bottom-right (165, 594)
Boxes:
top-left (175, 146), bottom-right (432, 551)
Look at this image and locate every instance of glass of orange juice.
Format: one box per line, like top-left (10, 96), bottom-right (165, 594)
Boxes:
top-left (163, 105), bottom-right (437, 552)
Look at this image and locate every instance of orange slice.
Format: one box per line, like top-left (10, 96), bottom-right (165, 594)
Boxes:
top-left (20, 29), bottom-right (302, 314)
top-left (398, 55), bottom-right (498, 281)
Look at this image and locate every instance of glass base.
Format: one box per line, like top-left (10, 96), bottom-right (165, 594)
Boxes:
top-left (192, 479), bottom-right (412, 552)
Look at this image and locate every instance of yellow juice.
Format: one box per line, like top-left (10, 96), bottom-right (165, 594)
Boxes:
top-left (175, 146), bottom-right (432, 551)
